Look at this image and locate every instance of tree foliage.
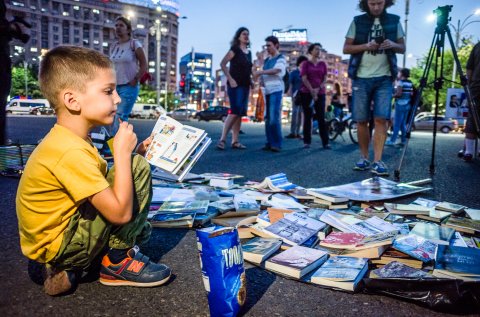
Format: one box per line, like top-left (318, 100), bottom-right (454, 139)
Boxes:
top-left (11, 65), bottom-right (42, 98)
top-left (410, 39), bottom-right (474, 113)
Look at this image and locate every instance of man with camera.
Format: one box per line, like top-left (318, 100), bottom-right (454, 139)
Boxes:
top-left (343, 0), bottom-right (405, 176)
top-left (1, 0), bottom-right (30, 145)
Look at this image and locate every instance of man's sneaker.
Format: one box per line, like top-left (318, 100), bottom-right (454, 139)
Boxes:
top-left (100, 246), bottom-right (171, 287)
top-left (371, 161), bottom-right (389, 176)
top-left (285, 133), bottom-right (296, 139)
top-left (353, 158), bottom-right (371, 171)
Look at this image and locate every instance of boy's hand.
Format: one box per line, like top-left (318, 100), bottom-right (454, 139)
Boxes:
top-left (136, 135), bottom-right (153, 156)
top-left (113, 121), bottom-right (137, 158)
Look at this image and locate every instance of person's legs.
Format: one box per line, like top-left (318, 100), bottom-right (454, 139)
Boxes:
top-left (313, 94), bottom-right (329, 147)
top-left (112, 84), bottom-right (139, 135)
top-left (372, 76), bottom-right (393, 168)
top-left (300, 93), bottom-right (313, 146)
top-left (0, 55), bottom-right (12, 145)
top-left (264, 93), bottom-right (273, 148)
top-left (352, 78), bottom-right (372, 161)
top-left (231, 86), bottom-right (249, 146)
top-left (399, 107), bottom-right (409, 143)
top-left (267, 91), bottom-right (283, 149)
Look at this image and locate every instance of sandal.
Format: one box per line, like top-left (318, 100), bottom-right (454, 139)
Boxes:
top-left (231, 142), bottom-right (246, 149)
top-left (216, 140), bottom-right (226, 150)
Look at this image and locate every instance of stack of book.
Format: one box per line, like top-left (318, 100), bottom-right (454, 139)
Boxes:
top-left (371, 248), bottom-right (423, 269)
top-left (432, 245), bottom-right (480, 281)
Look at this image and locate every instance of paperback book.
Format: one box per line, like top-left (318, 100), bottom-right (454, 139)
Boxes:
top-left (264, 245), bottom-right (328, 279)
top-left (241, 237), bottom-right (283, 264)
top-left (370, 261), bottom-right (432, 279)
top-left (264, 218), bottom-right (318, 246)
top-left (209, 177), bottom-right (234, 189)
top-left (310, 256), bottom-right (369, 292)
top-left (371, 247), bottom-right (423, 269)
top-left (156, 200), bottom-right (209, 215)
top-left (383, 203), bottom-right (431, 215)
top-left (410, 222), bottom-right (455, 245)
top-left (433, 245), bottom-right (480, 281)
top-left (392, 234), bottom-right (438, 263)
top-left (145, 115), bottom-right (210, 182)
top-left (233, 194), bottom-right (261, 212)
top-left (442, 216), bottom-right (480, 235)
top-left (252, 173), bottom-right (298, 192)
top-left (435, 201), bottom-right (466, 214)
top-left (416, 209), bottom-right (451, 223)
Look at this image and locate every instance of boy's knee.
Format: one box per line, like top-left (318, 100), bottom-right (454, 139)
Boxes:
top-left (132, 154), bottom-right (151, 180)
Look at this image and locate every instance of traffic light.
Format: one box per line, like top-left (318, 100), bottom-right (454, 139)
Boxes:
top-left (179, 74), bottom-right (186, 93)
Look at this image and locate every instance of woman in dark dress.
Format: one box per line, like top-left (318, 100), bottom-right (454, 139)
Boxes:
top-left (217, 27), bottom-right (253, 150)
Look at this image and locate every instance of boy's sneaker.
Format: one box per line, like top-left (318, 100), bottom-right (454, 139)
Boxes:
top-left (100, 246), bottom-right (171, 287)
top-left (371, 161), bottom-right (389, 176)
top-left (353, 158), bottom-right (371, 171)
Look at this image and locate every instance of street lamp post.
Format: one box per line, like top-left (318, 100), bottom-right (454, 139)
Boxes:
top-left (155, 17), bottom-right (161, 106)
top-left (402, 0), bottom-right (410, 68)
top-left (449, 9), bottom-right (480, 88)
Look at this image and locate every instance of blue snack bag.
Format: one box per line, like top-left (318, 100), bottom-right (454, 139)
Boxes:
top-left (196, 226), bottom-right (246, 317)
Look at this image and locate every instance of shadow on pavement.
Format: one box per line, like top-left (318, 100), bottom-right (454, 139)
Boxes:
top-left (240, 267), bottom-right (277, 316)
top-left (143, 228), bottom-right (188, 262)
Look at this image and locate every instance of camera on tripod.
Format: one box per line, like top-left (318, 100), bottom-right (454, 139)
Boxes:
top-left (10, 16), bottom-right (32, 44)
top-left (433, 5), bottom-right (452, 28)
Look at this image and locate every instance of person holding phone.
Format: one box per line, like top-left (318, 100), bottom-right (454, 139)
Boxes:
top-left (343, 0), bottom-right (405, 176)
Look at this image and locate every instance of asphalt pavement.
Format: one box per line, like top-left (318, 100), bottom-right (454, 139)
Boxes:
top-left (1, 116), bottom-right (479, 317)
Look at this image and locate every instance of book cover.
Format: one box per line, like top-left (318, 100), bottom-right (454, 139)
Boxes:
top-left (410, 222), bottom-right (455, 245)
top-left (319, 210), bottom-right (364, 233)
top-left (320, 232), bottom-right (365, 249)
top-left (283, 212), bottom-right (327, 232)
top-left (146, 115), bottom-right (207, 173)
top-left (209, 178), bottom-right (234, 189)
top-left (200, 172), bottom-right (244, 180)
top-left (370, 261), bottom-right (432, 278)
top-left (306, 189), bottom-right (349, 203)
top-left (265, 245), bottom-right (328, 278)
top-left (241, 237), bottom-right (283, 264)
top-left (233, 194), bottom-right (260, 212)
top-left (151, 212), bottom-right (194, 223)
top-left (412, 197), bottom-right (440, 208)
top-left (208, 199), bottom-right (236, 213)
top-left (252, 173), bottom-right (297, 192)
top-left (310, 256), bottom-right (368, 291)
top-left (435, 201), bottom-right (465, 214)
top-left (267, 208), bottom-right (295, 224)
top-left (465, 208), bottom-right (480, 221)
top-left (384, 203), bottom-right (431, 215)
top-left (264, 218), bottom-right (317, 246)
top-left (442, 216), bottom-right (480, 234)
top-left (256, 210), bottom-right (271, 227)
top-left (392, 234), bottom-right (437, 263)
top-left (434, 245), bottom-right (480, 276)
top-left (157, 200), bottom-right (209, 214)
top-left (416, 209), bottom-right (451, 223)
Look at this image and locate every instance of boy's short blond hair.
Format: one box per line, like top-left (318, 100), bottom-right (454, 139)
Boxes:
top-left (39, 45), bottom-right (114, 110)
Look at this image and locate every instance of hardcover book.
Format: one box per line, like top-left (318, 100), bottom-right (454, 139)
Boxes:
top-left (433, 245), bottom-right (480, 281)
top-left (264, 245), bottom-right (328, 279)
top-left (370, 261), bottom-right (432, 279)
top-left (410, 222), bottom-right (455, 245)
top-left (392, 234), bottom-right (438, 263)
top-left (264, 218), bottom-right (317, 246)
top-left (241, 237), bottom-right (283, 264)
top-left (145, 115), bottom-right (210, 181)
top-left (310, 256), bottom-right (368, 292)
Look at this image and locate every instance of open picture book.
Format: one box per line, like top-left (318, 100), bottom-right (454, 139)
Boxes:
top-left (145, 115), bottom-right (211, 182)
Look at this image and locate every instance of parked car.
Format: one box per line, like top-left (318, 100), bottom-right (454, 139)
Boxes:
top-left (6, 98), bottom-right (53, 115)
top-left (130, 103), bottom-right (165, 119)
top-left (167, 108), bottom-right (195, 121)
top-left (194, 106), bottom-right (229, 122)
top-left (413, 114), bottom-right (458, 133)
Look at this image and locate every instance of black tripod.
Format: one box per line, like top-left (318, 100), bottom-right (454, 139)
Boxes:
top-left (394, 5), bottom-right (480, 182)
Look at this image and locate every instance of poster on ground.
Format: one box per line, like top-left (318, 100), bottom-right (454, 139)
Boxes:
top-left (445, 88), bottom-right (469, 123)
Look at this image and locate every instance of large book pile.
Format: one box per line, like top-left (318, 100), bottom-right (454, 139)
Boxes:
top-left (147, 167), bottom-right (480, 293)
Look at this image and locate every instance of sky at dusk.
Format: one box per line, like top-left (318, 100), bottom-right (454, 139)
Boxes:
top-left (177, 0), bottom-right (480, 71)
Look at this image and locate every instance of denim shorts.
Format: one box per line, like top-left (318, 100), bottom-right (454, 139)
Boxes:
top-left (352, 76), bottom-right (393, 122)
top-left (227, 85), bottom-right (250, 116)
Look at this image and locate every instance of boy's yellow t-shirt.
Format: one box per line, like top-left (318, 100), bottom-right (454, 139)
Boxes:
top-left (16, 124), bottom-right (110, 262)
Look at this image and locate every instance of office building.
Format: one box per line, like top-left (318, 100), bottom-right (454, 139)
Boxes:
top-left (5, 0), bottom-right (180, 91)
top-left (179, 51), bottom-right (214, 108)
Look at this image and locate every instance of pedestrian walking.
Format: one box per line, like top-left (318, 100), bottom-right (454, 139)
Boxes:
top-left (254, 36), bottom-right (287, 152)
top-left (298, 43), bottom-right (330, 149)
top-left (386, 68), bottom-right (413, 146)
top-left (109, 16), bottom-right (147, 135)
top-left (285, 55), bottom-right (308, 139)
top-left (217, 27), bottom-right (253, 150)
top-left (331, 82), bottom-right (344, 118)
top-left (343, 0), bottom-right (405, 176)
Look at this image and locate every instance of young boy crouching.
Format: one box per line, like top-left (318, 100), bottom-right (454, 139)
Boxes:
top-left (16, 45), bottom-right (171, 296)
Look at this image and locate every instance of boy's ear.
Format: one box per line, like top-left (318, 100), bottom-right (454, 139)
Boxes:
top-left (61, 89), bottom-right (81, 112)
